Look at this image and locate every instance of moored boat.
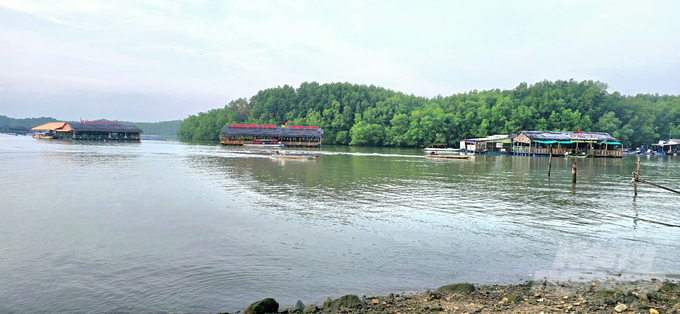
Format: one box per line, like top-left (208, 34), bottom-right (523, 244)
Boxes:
top-left (243, 139), bottom-right (284, 148)
top-left (425, 154), bottom-right (474, 160)
top-left (32, 133), bottom-right (54, 139)
top-left (424, 143), bottom-right (460, 154)
top-left (271, 152), bottom-right (319, 159)
top-left (425, 148), bottom-right (474, 159)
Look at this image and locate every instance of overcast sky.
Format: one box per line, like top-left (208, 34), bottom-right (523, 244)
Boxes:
top-left (1, 0), bottom-right (679, 122)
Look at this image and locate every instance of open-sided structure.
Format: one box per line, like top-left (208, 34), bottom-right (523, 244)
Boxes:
top-left (512, 131), bottom-right (622, 158)
top-left (460, 134), bottom-right (514, 154)
top-left (220, 124), bottom-right (323, 148)
top-left (651, 139), bottom-right (680, 155)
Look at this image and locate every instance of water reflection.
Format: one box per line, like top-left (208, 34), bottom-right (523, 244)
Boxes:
top-left (185, 148), bottom-right (679, 248)
top-left (2, 135), bottom-right (680, 314)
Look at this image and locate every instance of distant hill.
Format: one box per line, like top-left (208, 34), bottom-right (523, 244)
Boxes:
top-left (0, 115), bottom-right (59, 128)
top-left (0, 115), bottom-right (183, 137)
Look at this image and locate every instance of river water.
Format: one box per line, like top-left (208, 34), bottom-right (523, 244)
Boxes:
top-left (1, 134), bottom-right (679, 313)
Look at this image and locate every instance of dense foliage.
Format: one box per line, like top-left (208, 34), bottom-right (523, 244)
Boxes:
top-left (178, 80), bottom-right (680, 147)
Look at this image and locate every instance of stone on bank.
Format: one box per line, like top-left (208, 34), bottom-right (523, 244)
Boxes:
top-left (437, 283), bottom-right (476, 294)
top-left (244, 298), bottom-right (279, 314)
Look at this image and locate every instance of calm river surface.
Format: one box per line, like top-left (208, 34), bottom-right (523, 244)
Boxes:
top-left (1, 134), bottom-right (679, 313)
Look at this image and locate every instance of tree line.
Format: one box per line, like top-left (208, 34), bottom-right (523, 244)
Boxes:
top-left (178, 80), bottom-right (680, 148)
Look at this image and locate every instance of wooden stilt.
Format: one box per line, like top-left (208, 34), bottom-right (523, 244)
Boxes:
top-left (548, 145), bottom-right (553, 177)
top-left (634, 157), bottom-right (640, 196)
top-left (572, 161), bottom-right (577, 184)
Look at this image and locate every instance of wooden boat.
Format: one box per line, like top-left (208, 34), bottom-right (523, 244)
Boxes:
top-left (425, 154), bottom-right (474, 160)
top-left (243, 139), bottom-right (284, 148)
top-left (271, 153), bottom-right (319, 160)
top-left (425, 149), bottom-right (474, 159)
top-left (32, 133), bottom-right (53, 139)
top-left (564, 152), bottom-right (589, 158)
top-left (424, 143), bottom-right (460, 154)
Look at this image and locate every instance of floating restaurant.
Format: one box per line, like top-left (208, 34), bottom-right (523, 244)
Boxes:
top-left (31, 120), bottom-right (142, 141)
top-left (220, 124), bottom-right (323, 148)
top-left (512, 130), bottom-right (622, 158)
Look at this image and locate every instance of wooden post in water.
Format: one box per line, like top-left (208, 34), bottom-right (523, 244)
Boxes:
top-left (634, 156), bottom-right (640, 196)
top-left (548, 144), bottom-right (553, 177)
top-left (572, 161), bottom-right (577, 184)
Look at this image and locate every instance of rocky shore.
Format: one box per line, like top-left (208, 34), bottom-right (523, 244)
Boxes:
top-left (235, 279), bottom-right (680, 314)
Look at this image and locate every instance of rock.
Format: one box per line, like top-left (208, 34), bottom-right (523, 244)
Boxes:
top-left (325, 295), bottom-right (364, 313)
top-left (662, 283), bottom-right (680, 293)
top-left (615, 304), bottom-right (627, 312)
top-left (639, 293), bottom-right (650, 304)
top-left (288, 300), bottom-right (305, 313)
top-left (437, 283), bottom-right (475, 294)
top-left (595, 289), bottom-right (620, 297)
top-left (673, 303), bottom-right (680, 313)
top-left (245, 298), bottom-right (279, 314)
top-left (302, 305), bottom-right (318, 314)
top-left (505, 295), bottom-right (523, 303)
top-left (650, 309), bottom-right (659, 314)
top-left (322, 298), bottom-right (332, 310)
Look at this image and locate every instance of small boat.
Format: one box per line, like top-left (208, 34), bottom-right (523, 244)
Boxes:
top-left (32, 133), bottom-right (53, 139)
top-left (425, 149), bottom-right (474, 159)
top-left (564, 152), bottom-right (589, 158)
top-left (271, 152), bottom-right (319, 160)
top-left (243, 139), bottom-right (284, 148)
top-left (425, 154), bottom-right (474, 160)
top-left (424, 143), bottom-right (460, 154)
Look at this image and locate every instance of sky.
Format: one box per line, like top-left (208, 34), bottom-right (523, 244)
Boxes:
top-left (1, 0), bottom-right (679, 122)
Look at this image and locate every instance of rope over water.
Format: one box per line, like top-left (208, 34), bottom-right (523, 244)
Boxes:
top-left (632, 170), bottom-right (680, 195)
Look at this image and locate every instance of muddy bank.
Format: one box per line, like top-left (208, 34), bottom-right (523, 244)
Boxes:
top-left (238, 279), bottom-right (680, 314)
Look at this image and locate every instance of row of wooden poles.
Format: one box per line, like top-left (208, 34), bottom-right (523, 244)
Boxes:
top-left (633, 156), bottom-right (680, 196)
top-left (546, 149), bottom-right (578, 184)
top-left (546, 151), bottom-right (679, 195)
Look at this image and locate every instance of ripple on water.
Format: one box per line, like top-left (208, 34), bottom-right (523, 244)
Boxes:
top-left (1, 137), bottom-right (679, 313)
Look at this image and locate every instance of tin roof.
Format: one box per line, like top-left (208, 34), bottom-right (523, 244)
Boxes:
top-left (465, 134), bottom-right (515, 142)
top-left (66, 122), bottom-right (142, 133)
top-left (31, 122), bottom-right (142, 133)
top-left (31, 122), bottom-right (67, 131)
top-left (520, 131), bottom-right (617, 142)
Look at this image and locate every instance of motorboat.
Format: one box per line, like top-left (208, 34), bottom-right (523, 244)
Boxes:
top-left (425, 149), bottom-right (474, 159)
top-left (243, 139), bottom-right (284, 148)
top-left (271, 151), bottom-right (319, 159)
top-left (32, 133), bottom-right (54, 139)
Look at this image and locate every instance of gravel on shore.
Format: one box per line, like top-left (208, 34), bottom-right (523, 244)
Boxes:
top-left (239, 279), bottom-right (680, 314)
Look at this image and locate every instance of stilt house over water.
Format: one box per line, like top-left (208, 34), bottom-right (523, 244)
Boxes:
top-left (460, 134), bottom-right (514, 154)
top-left (31, 121), bottom-right (142, 141)
top-left (220, 124), bottom-right (323, 148)
top-left (512, 131), bottom-right (622, 158)
top-left (651, 140), bottom-right (680, 155)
